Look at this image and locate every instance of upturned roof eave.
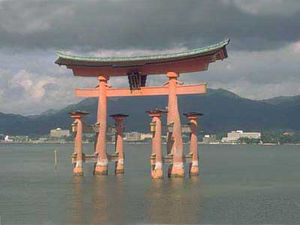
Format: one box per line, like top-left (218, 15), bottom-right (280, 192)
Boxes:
top-left (55, 39), bottom-right (230, 66)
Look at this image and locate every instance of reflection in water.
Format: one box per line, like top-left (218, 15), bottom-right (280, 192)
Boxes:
top-left (146, 176), bottom-right (203, 224)
top-left (2, 144), bottom-right (300, 224)
top-left (70, 176), bottom-right (85, 225)
top-left (91, 176), bottom-right (126, 224)
top-left (109, 176), bottom-right (126, 223)
top-left (69, 173), bottom-right (202, 224)
top-left (70, 175), bottom-right (126, 225)
top-left (91, 177), bottom-right (109, 225)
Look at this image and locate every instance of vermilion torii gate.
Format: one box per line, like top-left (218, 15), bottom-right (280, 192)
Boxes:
top-left (55, 39), bottom-right (229, 178)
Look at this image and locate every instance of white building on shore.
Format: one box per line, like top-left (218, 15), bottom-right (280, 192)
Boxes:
top-left (222, 130), bottom-right (261, 143)
top-left (202, 134), bottom-right (217, 144)
top-left (50, 128), bottom-right (70, 138)
top-left (4, 135), bottom-right (13, 142)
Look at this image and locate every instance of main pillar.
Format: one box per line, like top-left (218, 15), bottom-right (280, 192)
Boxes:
top-left (166, 72), bottom-right (184, 178)
top-left (184, 112), bottom-right (203, 176)
top-left (70, 111), bottom-right (89, 176)
top-left (110, 114), bottom-right (128, 174)
top-left (147, 109), bottom-right (166, 179)
top-left (95, 75), bottom-right (109, 175)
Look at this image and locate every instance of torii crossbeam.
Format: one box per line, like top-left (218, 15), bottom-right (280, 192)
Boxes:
top-left (76, 83), bottom-right (206, 97)
top-left (55, 39), bottom-right (229, 177)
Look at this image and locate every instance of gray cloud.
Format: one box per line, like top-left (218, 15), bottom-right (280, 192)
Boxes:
top-left (0, 0), bottom-right (299, 114)
top-left (1, 41), bottom-right (299, 115)
top-left (0, 0), bottom-right (299, 50)
top-left (223, 0), bottom-right (300, 16)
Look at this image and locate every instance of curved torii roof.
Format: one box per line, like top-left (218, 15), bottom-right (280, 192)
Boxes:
top-left (55, 39), bottom-right (229, 77)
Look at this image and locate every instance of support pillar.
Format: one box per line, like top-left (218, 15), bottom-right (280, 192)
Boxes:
top-left (110, 114), bottom-right (128, 174)
top-left (166, 72), bottom-right (184, 178)
top-left (70, 111), bottom-right (89, 176)
top-left (184, 112), bottom-right (203, 176)
top-left (147, 109), bottom-right (166, 179)
top-left (95, 75), bottom-right (109, 175)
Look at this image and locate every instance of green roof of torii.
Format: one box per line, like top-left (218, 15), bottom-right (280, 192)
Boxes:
top-left (55, 39), bottom-right (229, 66)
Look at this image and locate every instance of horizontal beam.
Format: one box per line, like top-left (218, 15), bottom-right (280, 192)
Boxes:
top-left (107, 86), bottom-right (168, 97)
top-left (71, 153), bottom-right (118, 164)
top-left (70, 59), bottom-right (210, 76)
top-left (75, 83), bottom-right (207, 98)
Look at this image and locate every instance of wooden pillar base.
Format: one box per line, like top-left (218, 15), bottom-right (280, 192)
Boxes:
top-left (151, 162), bottom-right (163, 179)
top-left (73, 161), bottom-right (83, 176)
top-left (73, 167), bottom-right (83, 176)
top-left (189, 160), bottom-right (199, 176)
top-left (189, 166), bottom-right (199, 176)
top-left (115, 161), bottom-right (124, 174)
top-left (152, 169), bottom-right (163, 179)
top-left (94, 165), bottom-right (108, 175)
top-left (115, 169), bottom-right (124, 174)
top-left (168, 163), bottom-right (184, 178)
top-left (169, 169), bottom-right (185, 178)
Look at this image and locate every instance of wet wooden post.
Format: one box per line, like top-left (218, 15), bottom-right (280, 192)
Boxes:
top-left (110, 114), bottom-right (128, 174)
top-left (70, 111), bottom-right (89, 176)
top-left (184, 112), bottom-right (203, 176)
top-left (95, 75), bottom-right (109, 175)
top-left (147, 109), bottom-right (167, 179)
top-left (167, 72), bottom-right (184, 178)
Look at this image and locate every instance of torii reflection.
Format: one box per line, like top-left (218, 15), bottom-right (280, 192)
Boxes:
top-left (69, 175), bottom-right (125, 225)
top-left (145, 176), bottom-right (203, 224)
top-left (69, 171), bottom-right (202, 224)
top-left (69, 176), bottom-right (86, 225)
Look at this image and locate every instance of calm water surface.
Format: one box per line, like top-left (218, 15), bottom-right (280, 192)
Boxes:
top-left (0, 143), bottom-right (300, 224)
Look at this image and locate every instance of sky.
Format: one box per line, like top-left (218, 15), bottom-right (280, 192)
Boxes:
top-left (0, 0), bottom-right (299, 115)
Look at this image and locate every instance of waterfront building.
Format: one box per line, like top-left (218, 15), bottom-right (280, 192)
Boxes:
top-left (4, 135), bottom-right (13, 142)
top-left (50, 128), bottom-right (70, 138)
top-left (283, 131), bottom-right (295, 136)
top-left (14, 136), bottom-right (29, 143)
top-left (124, 132), bottom-right (141, 142)
top-left (222, 130), bottom-right (261, 143)
top-left (140, 133), bottom-right (153, 141)
top-left (122, 132), bottom-right (155, 142)
top-left (202, 134), bottom-right (217, 144)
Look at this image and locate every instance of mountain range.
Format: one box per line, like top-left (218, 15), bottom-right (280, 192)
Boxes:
top-left (1, 88), bottom-right (300, 135)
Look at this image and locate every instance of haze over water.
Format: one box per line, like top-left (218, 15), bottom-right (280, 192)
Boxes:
top-left (1, 143), bottom-right (300, 224)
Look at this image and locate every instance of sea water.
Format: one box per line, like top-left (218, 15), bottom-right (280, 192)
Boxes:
top-left (0, 143), bottom-right (300, 224)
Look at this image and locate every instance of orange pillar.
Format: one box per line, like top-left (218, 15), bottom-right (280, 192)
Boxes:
top-left (184, 112), bottom-right (203, 176)
top-left (70, 111), bottom-right (89, 176)
top-left (166, 72), bottom-right (184, 178)
top-left (95, 75), bottom-right (109, 175)
top-left (147, 109), bottom-right (166, 179)
top-left (110, 114), bottom-right (128, 174)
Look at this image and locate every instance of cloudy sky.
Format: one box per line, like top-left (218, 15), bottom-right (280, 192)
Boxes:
top-left (0, 0), bottom-right (299, 115)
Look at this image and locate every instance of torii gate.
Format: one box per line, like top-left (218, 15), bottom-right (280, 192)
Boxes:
top-left (56, 39), bottom-right (229, 177)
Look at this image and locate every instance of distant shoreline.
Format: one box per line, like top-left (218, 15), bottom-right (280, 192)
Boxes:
top-left (1, 142), bottom-right (300, 146)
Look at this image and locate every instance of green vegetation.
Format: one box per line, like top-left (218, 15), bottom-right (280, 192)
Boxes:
top-left (238, 137), bottom-right (260, 144)
top-left (261, 131), bottom-right (300, 144)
